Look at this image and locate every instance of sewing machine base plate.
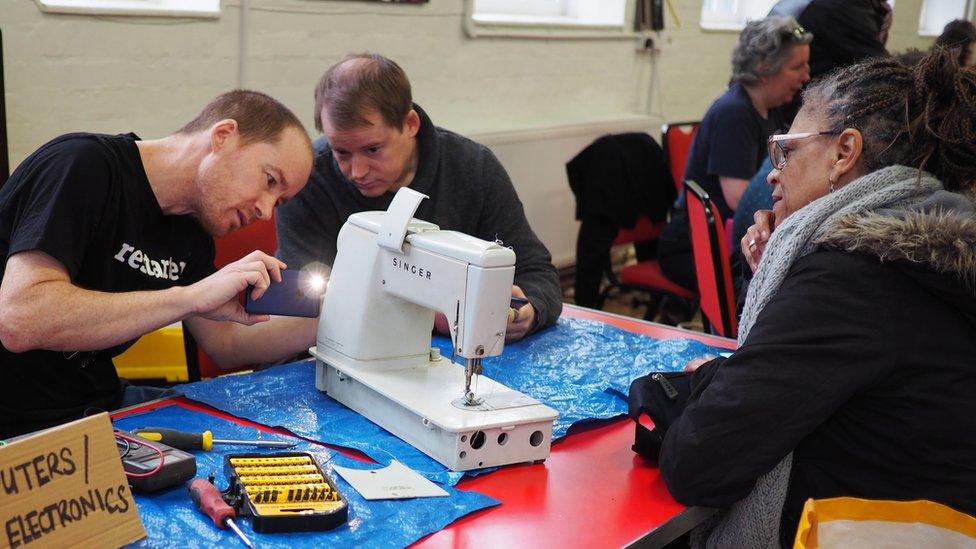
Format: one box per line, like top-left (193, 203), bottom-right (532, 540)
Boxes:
top-left (310, 346), bottom-right (558, 472)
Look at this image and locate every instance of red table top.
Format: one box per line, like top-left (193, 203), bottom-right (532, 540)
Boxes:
top-left (414, 305), bottom-right (735, 547)
top-left (113, 304), bottom-right (735, 547)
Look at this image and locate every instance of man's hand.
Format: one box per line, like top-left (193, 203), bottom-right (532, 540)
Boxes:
top-left (741, 210), bottom-right (775, 273)
top-left (433, 285), bottom-right (536, 342)
top-left (505, 285), bottom-right (535, 342)
top-left (185, 250), bottom-right (286, 325)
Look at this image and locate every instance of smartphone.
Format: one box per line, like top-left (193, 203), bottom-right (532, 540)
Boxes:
top-left (244, 269), bottom-right (323, 318)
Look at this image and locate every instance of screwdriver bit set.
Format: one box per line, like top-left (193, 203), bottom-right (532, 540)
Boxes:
top-left (223, 452), bottom-right (348, 533)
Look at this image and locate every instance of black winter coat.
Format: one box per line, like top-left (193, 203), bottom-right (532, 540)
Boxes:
top-left (660, 204), bottom-right (976, 544)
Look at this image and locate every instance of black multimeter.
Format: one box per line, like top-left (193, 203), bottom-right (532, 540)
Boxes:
top-left (115, 430), bottom-right (197, 492)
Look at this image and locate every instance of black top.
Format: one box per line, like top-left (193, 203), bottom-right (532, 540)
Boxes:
top-left (684, 83), bottom-right (782, 220)
top-left (659, 84), bottom-right (783, 261)
top-left (660, 250), bottom-right (976, 545)
top-left (277, 105), bottom-right (562, 333)
top-left (0, 133), bottom-right (214, 438)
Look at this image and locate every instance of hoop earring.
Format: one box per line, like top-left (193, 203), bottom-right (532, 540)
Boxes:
top-left (828, 177), bottom-right (836, 193)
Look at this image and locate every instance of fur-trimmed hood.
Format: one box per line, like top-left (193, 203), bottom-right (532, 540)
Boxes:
top-left (817, 209), bottom-right (976, 283)
top-left (815, 190), bottom-right (976, 314)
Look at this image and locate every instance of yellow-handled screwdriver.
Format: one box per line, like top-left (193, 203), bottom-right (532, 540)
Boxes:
top-left (133, 427), bottom-right (296, 451)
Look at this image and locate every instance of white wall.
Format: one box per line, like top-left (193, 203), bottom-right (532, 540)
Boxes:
top-left (1, 0), bottom-right (934, 267)
top-left (475, 115), bottom-right (661, 266)
top-left (2, 0), bottom-right (649, 163)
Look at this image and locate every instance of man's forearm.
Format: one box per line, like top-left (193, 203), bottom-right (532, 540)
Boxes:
top-left (187, 315), bottom-right (318, 368)
top-left (0, 280), bottom-right (192, 353)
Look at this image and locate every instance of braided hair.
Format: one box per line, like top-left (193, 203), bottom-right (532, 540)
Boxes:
top-left (935, 19), bottom-right (976, 66)
top-left (802, 47), bottom-right (976, 192)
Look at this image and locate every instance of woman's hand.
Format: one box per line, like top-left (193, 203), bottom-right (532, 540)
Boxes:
top-left (684, 355), bottom-right (717, 373)
top-left (741, 210), bottom-right (775, 272)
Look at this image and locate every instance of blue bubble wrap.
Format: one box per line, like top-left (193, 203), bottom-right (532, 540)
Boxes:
top-left (430, 318), bottom-right (727, 422)
top-left (114, 404), bottom-right (498, 548)
top-left (179, 317), bottom-right (727, 486)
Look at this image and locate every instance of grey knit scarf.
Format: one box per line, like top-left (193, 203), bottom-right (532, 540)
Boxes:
top-left (693, 165), bottom-right (943, 548)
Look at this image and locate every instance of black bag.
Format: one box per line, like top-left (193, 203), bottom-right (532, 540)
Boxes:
top-left (628, 371), bottom-right (692, 462)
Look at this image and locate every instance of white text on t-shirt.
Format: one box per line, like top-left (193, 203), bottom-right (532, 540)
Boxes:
top-left (113, 242), bottom-right (186, 281)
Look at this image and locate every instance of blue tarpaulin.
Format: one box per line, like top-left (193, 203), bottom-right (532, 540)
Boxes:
top-left (179, 317), bottom-right (727, 486)
top-left (114, 404), bottom-right (498, 548)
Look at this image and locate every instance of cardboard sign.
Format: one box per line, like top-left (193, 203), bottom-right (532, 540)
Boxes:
top-left (0, 413), bottom-right (146, 548)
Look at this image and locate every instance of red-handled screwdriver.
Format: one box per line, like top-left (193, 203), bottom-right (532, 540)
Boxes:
top-left (188, 478), bottom-right (254, 548)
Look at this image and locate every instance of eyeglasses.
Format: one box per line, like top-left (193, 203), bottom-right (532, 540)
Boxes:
top-left (767, 131), bottom-right (840, 169)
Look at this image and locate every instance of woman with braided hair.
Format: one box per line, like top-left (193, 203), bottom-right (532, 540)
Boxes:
top-left (657, 47), bottom-right (976, 547)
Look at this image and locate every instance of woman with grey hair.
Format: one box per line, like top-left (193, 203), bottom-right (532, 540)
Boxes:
top-left (658, 16), bottom-right (812, 308)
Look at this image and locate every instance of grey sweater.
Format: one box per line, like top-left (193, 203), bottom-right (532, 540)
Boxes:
top-left (276, 105), bottom-right (562, 332)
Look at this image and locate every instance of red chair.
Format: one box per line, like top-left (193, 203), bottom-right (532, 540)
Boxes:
top-left (596, 122), bottom-right (700, 319)
top-left (661, 121), bottom-right (700, 193)
top-left (596, 216), bottom-right (696, 320)
top-left (183, 217), bottom-right (278, 380)
top-left (585, 125), bottom-right (701, 321)
top-left (685, 180), bottom-right (737, 338)
top-left (569, 132), bottom-right (683, 318)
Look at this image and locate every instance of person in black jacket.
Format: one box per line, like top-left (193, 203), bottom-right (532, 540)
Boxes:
top-left (769, 0), bottom-right (890, 126)
top-left (769, 0), bottom-right (890, 80)
top-left (659, 48), bottom-right (976, 547)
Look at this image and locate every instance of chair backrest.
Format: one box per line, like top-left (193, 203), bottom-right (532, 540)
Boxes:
top-left (185, 217), bottom-right (278, 380)
top-left (684, 180), bottom-right (737, 338)
top-left (661, 122), bottom-right (700, 194)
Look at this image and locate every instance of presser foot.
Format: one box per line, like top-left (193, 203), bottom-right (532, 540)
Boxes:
top-left (453, 391), bottom-right (484, 408)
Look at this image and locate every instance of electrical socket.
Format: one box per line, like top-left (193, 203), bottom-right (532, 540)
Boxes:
top-left (636, 34), bottom-right (657, 54)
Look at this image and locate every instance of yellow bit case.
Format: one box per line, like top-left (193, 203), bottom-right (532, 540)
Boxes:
top-left (224, 452), bottom-right (348, 533)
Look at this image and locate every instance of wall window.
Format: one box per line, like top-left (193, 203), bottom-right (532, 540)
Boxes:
top-left (34, 0), bottom-right (220, 18)
top-left (918, 0), bottom-right (968, 36)
top-left (700, 0), bottom-right (777, 31)
top-left (472, 0), bottom-right (626, 27)
top-left (699, 1), bottom-right (899, 32)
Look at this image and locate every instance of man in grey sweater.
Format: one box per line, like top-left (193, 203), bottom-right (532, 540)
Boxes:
top-left (276, 53), bottom-right (561, 341)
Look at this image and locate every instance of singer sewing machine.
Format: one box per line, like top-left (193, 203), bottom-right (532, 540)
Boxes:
top-left (309, 188), bottom-right (558, 471)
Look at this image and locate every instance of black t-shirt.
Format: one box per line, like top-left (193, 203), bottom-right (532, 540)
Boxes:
top-left (0, 133), bottom-right (215, 438)
top-left (660, 84), bottom-right (784, 256)
top-left (684, 83), bottom-right (782, 220)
